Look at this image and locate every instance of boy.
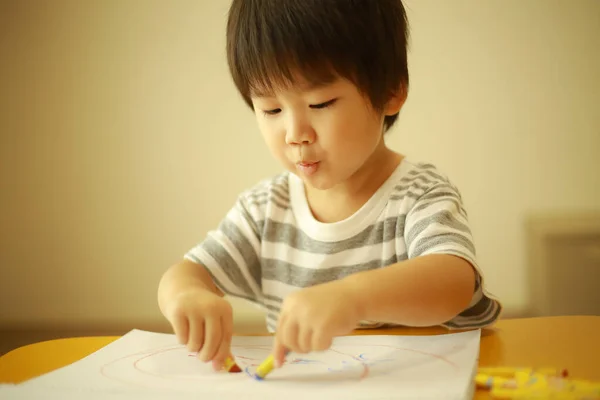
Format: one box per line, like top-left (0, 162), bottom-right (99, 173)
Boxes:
top-left (158, 0), bottom-right (502, 371)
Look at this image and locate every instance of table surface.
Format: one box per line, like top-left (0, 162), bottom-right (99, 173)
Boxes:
top-left (1, 315), bottom-right (598, 399)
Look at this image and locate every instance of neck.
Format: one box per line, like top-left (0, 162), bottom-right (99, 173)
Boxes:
top-left (305, 143), bottom-right (402, 223)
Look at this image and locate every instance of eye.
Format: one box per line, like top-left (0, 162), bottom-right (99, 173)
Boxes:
top-left (310, 99), bottom-right (337, 109)
top-left (262, 108), bottom-right (281, 116)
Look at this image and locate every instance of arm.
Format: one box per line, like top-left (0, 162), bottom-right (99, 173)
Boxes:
top-left (343, 254), bottom-right (475, 327)
top-left (157, 259), bottom-right (235, 367)
top-left (157, 259), bottom-right (224, 318)
top-left (271, 253), bottom-right (475, 363)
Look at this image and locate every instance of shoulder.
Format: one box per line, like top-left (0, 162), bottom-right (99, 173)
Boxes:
top-left (235, 172), bottom-right (291, 220)
top-left (391, 159), bottom-right (460, 195)
top-left (387, 159), bottom-right (466, 208)
top-left (238, 172), bottom-right (290, 203)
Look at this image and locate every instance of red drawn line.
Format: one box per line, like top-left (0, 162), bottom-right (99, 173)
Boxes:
top-left (100, 342), bottom-right (460, 387)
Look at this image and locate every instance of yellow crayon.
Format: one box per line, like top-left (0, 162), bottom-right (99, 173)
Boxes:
top-left (478, 367), bottom-right (532, 377)
top-left (254, 354), bottom-right (276, 380)
top-left (478, 366), bottom-right (568, 378)
top-left (475, 373), bottom-right (516, 389)
top-left (254, 350), bottom-right (290, 380)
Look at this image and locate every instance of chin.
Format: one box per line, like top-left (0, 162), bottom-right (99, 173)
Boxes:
top-left (300, 175), bottom-right (338, 191)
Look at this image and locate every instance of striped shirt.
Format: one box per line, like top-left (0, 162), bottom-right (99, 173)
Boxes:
top-left (185, 159), bottom-right (502, 332)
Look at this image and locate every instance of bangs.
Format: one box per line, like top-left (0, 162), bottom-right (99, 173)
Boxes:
top-left (227, 0), bottom-right (358, 100)
top-left (244, 54), bottom-right (338, 98)
top-left (226, 0), bottom-right (409, 130)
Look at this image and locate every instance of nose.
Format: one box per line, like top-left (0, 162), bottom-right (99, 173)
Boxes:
top-left (285, 113), bottom-right (316, 145)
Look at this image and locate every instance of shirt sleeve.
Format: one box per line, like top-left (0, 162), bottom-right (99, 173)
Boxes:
top-left (404, 182), bottom-right (503, 329)
top-left (184, 195), bottom-right (263, 304)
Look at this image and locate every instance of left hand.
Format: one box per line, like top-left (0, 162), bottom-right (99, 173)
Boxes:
top-left (272, 279), bottom-right (363, 367)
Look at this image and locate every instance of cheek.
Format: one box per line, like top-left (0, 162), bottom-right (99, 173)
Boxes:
top-left (326, 111), bottom-right (381, 153)
top-left (258, 120), bottom-right (288, 160)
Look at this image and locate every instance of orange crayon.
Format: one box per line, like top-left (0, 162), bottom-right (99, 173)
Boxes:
top-left (223, 355), bottom-right (242, 373)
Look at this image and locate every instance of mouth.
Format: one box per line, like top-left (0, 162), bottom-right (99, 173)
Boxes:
top-left (297, 161), bottom-right (319, 167)
top-left (295, 161), bottom-right (320, 176)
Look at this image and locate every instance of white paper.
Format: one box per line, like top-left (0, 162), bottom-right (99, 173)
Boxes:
top-left (9, 329), bottom-right (479, 399)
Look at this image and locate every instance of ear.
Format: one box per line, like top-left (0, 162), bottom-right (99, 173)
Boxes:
top-left (384, 82), bottom-right (408, 116)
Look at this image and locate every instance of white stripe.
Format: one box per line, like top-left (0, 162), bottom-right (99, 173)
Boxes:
top-left (255, 193), bottom-right (427, 226)
top-left (466, 284), bottom-right (484, 308)
top-left (262, 280), bottom-right (302, 300)
top-left (418, 244), bottom-right (476, 260)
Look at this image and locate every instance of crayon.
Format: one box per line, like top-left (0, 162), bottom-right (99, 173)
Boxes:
top-left (223, 355), bottom-right (242, 373)
top-left (254, 350), bottom-right (290, 380)
top-left (478, 367), bottom-right (530, 375)
top-left (475, 374), bottom-right (517, 389)
top-left (478, 367), bottom-right (568, 378)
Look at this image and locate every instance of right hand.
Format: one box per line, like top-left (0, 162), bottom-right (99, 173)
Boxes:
top-left (163, 287), bottom-right (234, 370)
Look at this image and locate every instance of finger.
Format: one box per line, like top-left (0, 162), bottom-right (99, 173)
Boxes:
top-left (298, 326), bottom-right (313, 354)
top-left (312, 330), bottom-right (333, 352)
top-left (198, 315), bottom-right (222, 362)
top-left (281, 320), bottom-right (300, 354)
top-left (212, 315), bottom-right (233, 371)
top-left (275, 313), bottom-right (287, 334)
top-left (170, 312), bottom-right (189, 346)
top-left (272, 335), bottom-right (288, 368)
top-left (187, 318), bottom-right (204, 353)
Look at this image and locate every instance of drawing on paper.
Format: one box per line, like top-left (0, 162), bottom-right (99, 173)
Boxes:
top-left (19, 330), bottom-right (480, 399)
top-left (99, 342), bottom-right (460, 390)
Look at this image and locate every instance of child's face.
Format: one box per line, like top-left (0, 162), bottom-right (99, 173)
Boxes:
top-left (251, 75), bottom-right (401, 191)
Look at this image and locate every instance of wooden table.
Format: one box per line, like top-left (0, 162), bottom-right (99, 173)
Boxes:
top-left (1, 316), bottom-right (598, 399)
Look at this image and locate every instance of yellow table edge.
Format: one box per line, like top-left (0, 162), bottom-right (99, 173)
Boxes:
top-left (1, 316), bottom-right (599, 400)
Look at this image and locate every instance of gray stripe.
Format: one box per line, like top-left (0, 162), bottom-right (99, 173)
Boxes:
top-left (220, 218), bottom-right (262, 289)
top-left (417, 184), bottom-right (459, 198)
top-left (255, 197), bottom-right (290, 210)
top-left (389, 183), bottom-right (462, 206)
top-left (250, 175), bottom-right (289, 197)
top-left (415, 163), bottom-right (436, 170)
top-left (271, 174), bottom-right (289, 187)
top-left (406, 210), bottom-right (474, 254)
top-left (394, 172), bottom-right (438, 190)
top-left (264, 294), bottom-right (283, 304)
top-left (251, 189), bottom-right (290, 205)
top-left (474, 273), bottom-right (481, 293)
top-left (410, 232), bottom-right (476, 259)
top-left (458, 294), bottom-right (493, 318)
top-left (392, 179), bottom-right (433, 193)
top-left (411, 195), bottom-right (468, 219)
top-left (262, 217), bottom-right (405, 254)
top-left (264, 303), bottom-right (280, 314)
top-left (237, 201), bottom-right (261, 243)
top-left (388, 192), bottom-right (421, 201)
top-left (261, 254), bottom-right (399, 288)
top-left (407, 168), bottom-right (447, 183)
top-left (201, 235), bottom-right (256, 297)
top-left (445, 299), bottom-right (501, 329)
top-left (185, 253), bottom-right (258, 303)
top-left (270, 186), bottom-right (290, 202)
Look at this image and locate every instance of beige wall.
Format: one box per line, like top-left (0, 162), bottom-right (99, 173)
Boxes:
top-left (1, 0), bottom-right (599, 332)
